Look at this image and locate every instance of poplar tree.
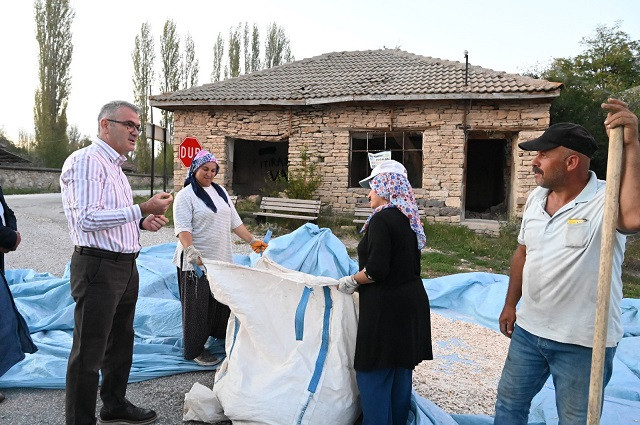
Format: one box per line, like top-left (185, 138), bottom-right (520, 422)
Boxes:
top-left (159, 20), bottom-right (181, 131)
top-left (33, 0), bottom-right (74, 167)
top-left (156, 20), bottom-right (181, 177)
top-left (228, 24), bottom-right (242, 78)
top-left (211, 33), bottom-right (224, 82)
top-left (132, 21), bottom-right (155, 173)
top-left (182, 33), bottom-right (199, 89)
top-left (264, 23), bottom-right (293, 69)
top-left (250, 23), bottom-right (261, 72)
top-left (243, 22), bottom-right (250, 75)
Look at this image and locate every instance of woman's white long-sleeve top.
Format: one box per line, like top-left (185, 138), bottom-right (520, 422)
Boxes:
top-left (172, 185), bottom-right (243, 270)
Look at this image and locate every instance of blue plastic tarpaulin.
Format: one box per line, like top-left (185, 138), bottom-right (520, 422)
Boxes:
top-left (1, 223), bottom-right (639, 424)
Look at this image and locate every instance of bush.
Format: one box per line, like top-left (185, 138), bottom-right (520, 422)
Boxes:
top-left (284, 149), bottom-right (322, 199)
top-left (261, 173), bottom-right (288, 197)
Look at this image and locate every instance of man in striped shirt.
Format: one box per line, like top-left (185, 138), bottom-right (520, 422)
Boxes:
top-left (60, 100), bottom-right (173, 425)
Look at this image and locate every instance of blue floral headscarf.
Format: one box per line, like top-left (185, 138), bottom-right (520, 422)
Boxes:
top-left (183, 150), bottom-right (229, 212)
top-left (361, 172), bottom-right (427, 249)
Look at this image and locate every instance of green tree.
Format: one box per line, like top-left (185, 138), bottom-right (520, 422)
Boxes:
top-left (211, 32), bottom-right (224, 82)
top-left (623, 85), bottom-right (640, 110)
top-left (250, 23), bottom-right (261, 72)
top-left (160, 20), bottom-right (181, 130)
top-left (182, 33), bottom-right (199, 89)
top-left (154, 141), bottom-right (174, 180)
top-left (0, 128), bottom-right (10, 147)
top-left (18, 130), bottom-right (36, 153)
top-left (228, 24), bottom-right (242, 78)
top-left (67, 125), bottom-right (91, 152)
top-left (264, 23), bottom-right (293, 69)
top-left (540, 22), bottom-right (640, 177)
top-left (132, 21), bottom-right (155, 174)
top-left (243, 22), bottom-right (250, 75)
top-left (574, 22), bottom-right (640, 93)
top-left (159, 20), bottom-right (181, 177)
top-left (33, 0), bottom-right (74, 168)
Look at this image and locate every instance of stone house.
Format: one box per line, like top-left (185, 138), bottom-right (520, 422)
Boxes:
top-left (150, 49), bottom-right (561, 228)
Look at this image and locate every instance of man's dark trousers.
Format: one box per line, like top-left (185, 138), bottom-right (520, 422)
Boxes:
top-left (65, 251), bottom-right (139, 425)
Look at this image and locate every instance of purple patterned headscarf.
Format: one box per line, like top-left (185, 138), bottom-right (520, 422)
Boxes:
top-left (360, 172), bottom-right (427, 249)
top-left (189, 150), bottom-right (219, 176)
top-left (183, 150), bottom-right (228, 212)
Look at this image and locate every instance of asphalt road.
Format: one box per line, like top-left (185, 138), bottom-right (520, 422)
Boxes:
top-left (0, 192), bottom-right (221, 425)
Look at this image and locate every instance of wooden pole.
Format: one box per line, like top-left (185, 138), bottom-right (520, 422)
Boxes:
top-left (587, 126), bottom-right (624, 424)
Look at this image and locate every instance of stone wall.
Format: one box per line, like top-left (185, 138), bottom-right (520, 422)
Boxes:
top-left (172, 98), bottom-right (552, 221)
top-left (0, 165), bottom-right (172, 192)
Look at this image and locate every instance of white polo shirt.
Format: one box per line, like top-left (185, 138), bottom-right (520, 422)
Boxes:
top-left (517, 171), bottom-right (626, 347)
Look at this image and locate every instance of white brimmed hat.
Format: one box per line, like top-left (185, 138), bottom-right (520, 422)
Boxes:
top-left (359, 159), bottom-right (408, 188)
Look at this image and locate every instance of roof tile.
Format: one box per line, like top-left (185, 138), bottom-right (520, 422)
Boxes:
top-left (151, 49), bottom-right (561, 107)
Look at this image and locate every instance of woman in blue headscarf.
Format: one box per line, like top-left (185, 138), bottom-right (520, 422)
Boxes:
top-left (337, 159), bottom-right (432, 425)
top-left (172, 150), bottom-right (267, 366)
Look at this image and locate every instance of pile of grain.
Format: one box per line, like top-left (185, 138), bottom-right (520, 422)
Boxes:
top-left (413, 312), bottom-right (510, 415)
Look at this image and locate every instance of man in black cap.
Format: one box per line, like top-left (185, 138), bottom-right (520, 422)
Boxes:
top-left (494, 98), bottom-right (640, 425)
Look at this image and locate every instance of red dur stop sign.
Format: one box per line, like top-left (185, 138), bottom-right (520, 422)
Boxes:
top-left (179, 137), bottom-right (202, 168)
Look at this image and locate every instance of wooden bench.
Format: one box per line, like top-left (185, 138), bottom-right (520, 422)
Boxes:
top-left (253, 197), bottom-right (322, 223)
top-left (353, 206), bottom-right (374, 225)
top-left (353, 205), bottom-right (427, 226)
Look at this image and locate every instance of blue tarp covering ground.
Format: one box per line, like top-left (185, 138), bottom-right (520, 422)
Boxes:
top-left (1, 223), bottom-right (639, 424)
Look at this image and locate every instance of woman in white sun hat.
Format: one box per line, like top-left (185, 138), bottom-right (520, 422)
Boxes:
top-left (337, 159), bottom-right (432, 425)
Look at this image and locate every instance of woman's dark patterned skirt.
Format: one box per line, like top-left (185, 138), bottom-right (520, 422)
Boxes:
top-left (177, 267), bottom-right (231, 360)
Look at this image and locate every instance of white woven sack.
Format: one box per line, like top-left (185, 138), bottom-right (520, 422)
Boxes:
top-left (184, 257), bottom-right (359, 425)
top-left (183, 382), bottom-right (227, 422)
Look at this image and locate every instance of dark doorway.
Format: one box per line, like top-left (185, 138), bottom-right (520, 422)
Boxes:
top-left (465, 139), bottom-right (508, 219)
top-left (231, 139), bottom-right (289, 195)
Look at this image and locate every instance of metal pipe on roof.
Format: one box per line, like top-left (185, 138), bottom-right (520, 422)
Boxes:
top-left (462, 50), bottom-right (470, 220)
top-left (464, 50), bottom-right (469, 86)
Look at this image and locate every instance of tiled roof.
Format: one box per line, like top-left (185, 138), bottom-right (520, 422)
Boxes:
top-left (150, 49), bottom-right (561, 108)
top-left (0, 147), bottom-right (31, 165)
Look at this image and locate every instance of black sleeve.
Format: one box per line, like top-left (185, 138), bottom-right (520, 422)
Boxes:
top-left (0, 189), bottom-right (17, 249)
top-left (364, 214), bottom-right (392, 281)
top-left (3, 201), bottom-right (16, 231)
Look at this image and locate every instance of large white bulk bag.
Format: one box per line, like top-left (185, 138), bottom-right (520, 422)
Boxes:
top-left (183, 256), bottom-right (360, 425)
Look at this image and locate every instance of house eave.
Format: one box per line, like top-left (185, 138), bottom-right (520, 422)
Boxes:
top-left (150, 91), bottom-right (562, 111)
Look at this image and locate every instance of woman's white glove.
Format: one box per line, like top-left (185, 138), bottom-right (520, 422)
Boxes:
top-left (337, 275), bottom-right (359, 294)
top-left (184, 245), bottom-right (203, 265)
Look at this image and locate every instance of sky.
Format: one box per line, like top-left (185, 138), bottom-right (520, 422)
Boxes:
top-left (1, 0), bottom-right (639, 142)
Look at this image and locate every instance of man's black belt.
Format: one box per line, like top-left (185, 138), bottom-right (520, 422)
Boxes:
top-left (74, 246), bottom-right (139, 261)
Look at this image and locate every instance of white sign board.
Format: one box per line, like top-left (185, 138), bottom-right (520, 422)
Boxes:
top-left (145, 123), bottom-right (166, 142)
top-left (368, 151), bottom-right (391, 169)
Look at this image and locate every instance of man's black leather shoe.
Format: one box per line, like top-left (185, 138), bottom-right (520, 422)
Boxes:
top-left (98, 400), bottom-right (157, 425)
top-left (0, 391), bottom-right (5, 403)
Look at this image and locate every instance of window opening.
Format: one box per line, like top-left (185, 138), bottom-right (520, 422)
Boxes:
top-left (349, 131), bottom-right (422, 188)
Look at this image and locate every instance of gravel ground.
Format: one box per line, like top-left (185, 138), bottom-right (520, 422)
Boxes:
top-left (0, 192), bottom-right (507, 424)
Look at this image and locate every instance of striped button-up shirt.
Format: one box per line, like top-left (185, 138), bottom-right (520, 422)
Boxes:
top-left (60, 137), bottom-right (143, 253)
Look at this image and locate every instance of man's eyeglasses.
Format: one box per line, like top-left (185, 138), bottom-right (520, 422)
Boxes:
top-left (106, 119), bottom-right (142, 133)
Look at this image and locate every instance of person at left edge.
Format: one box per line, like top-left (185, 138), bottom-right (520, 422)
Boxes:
top-left (60, 100), bottom-right (173, 425)
top-left (0, 185), bottom-right (37, 404)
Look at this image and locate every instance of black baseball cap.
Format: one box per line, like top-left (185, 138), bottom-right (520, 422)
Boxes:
top-left (518, 123), bottom-right (598, 158)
